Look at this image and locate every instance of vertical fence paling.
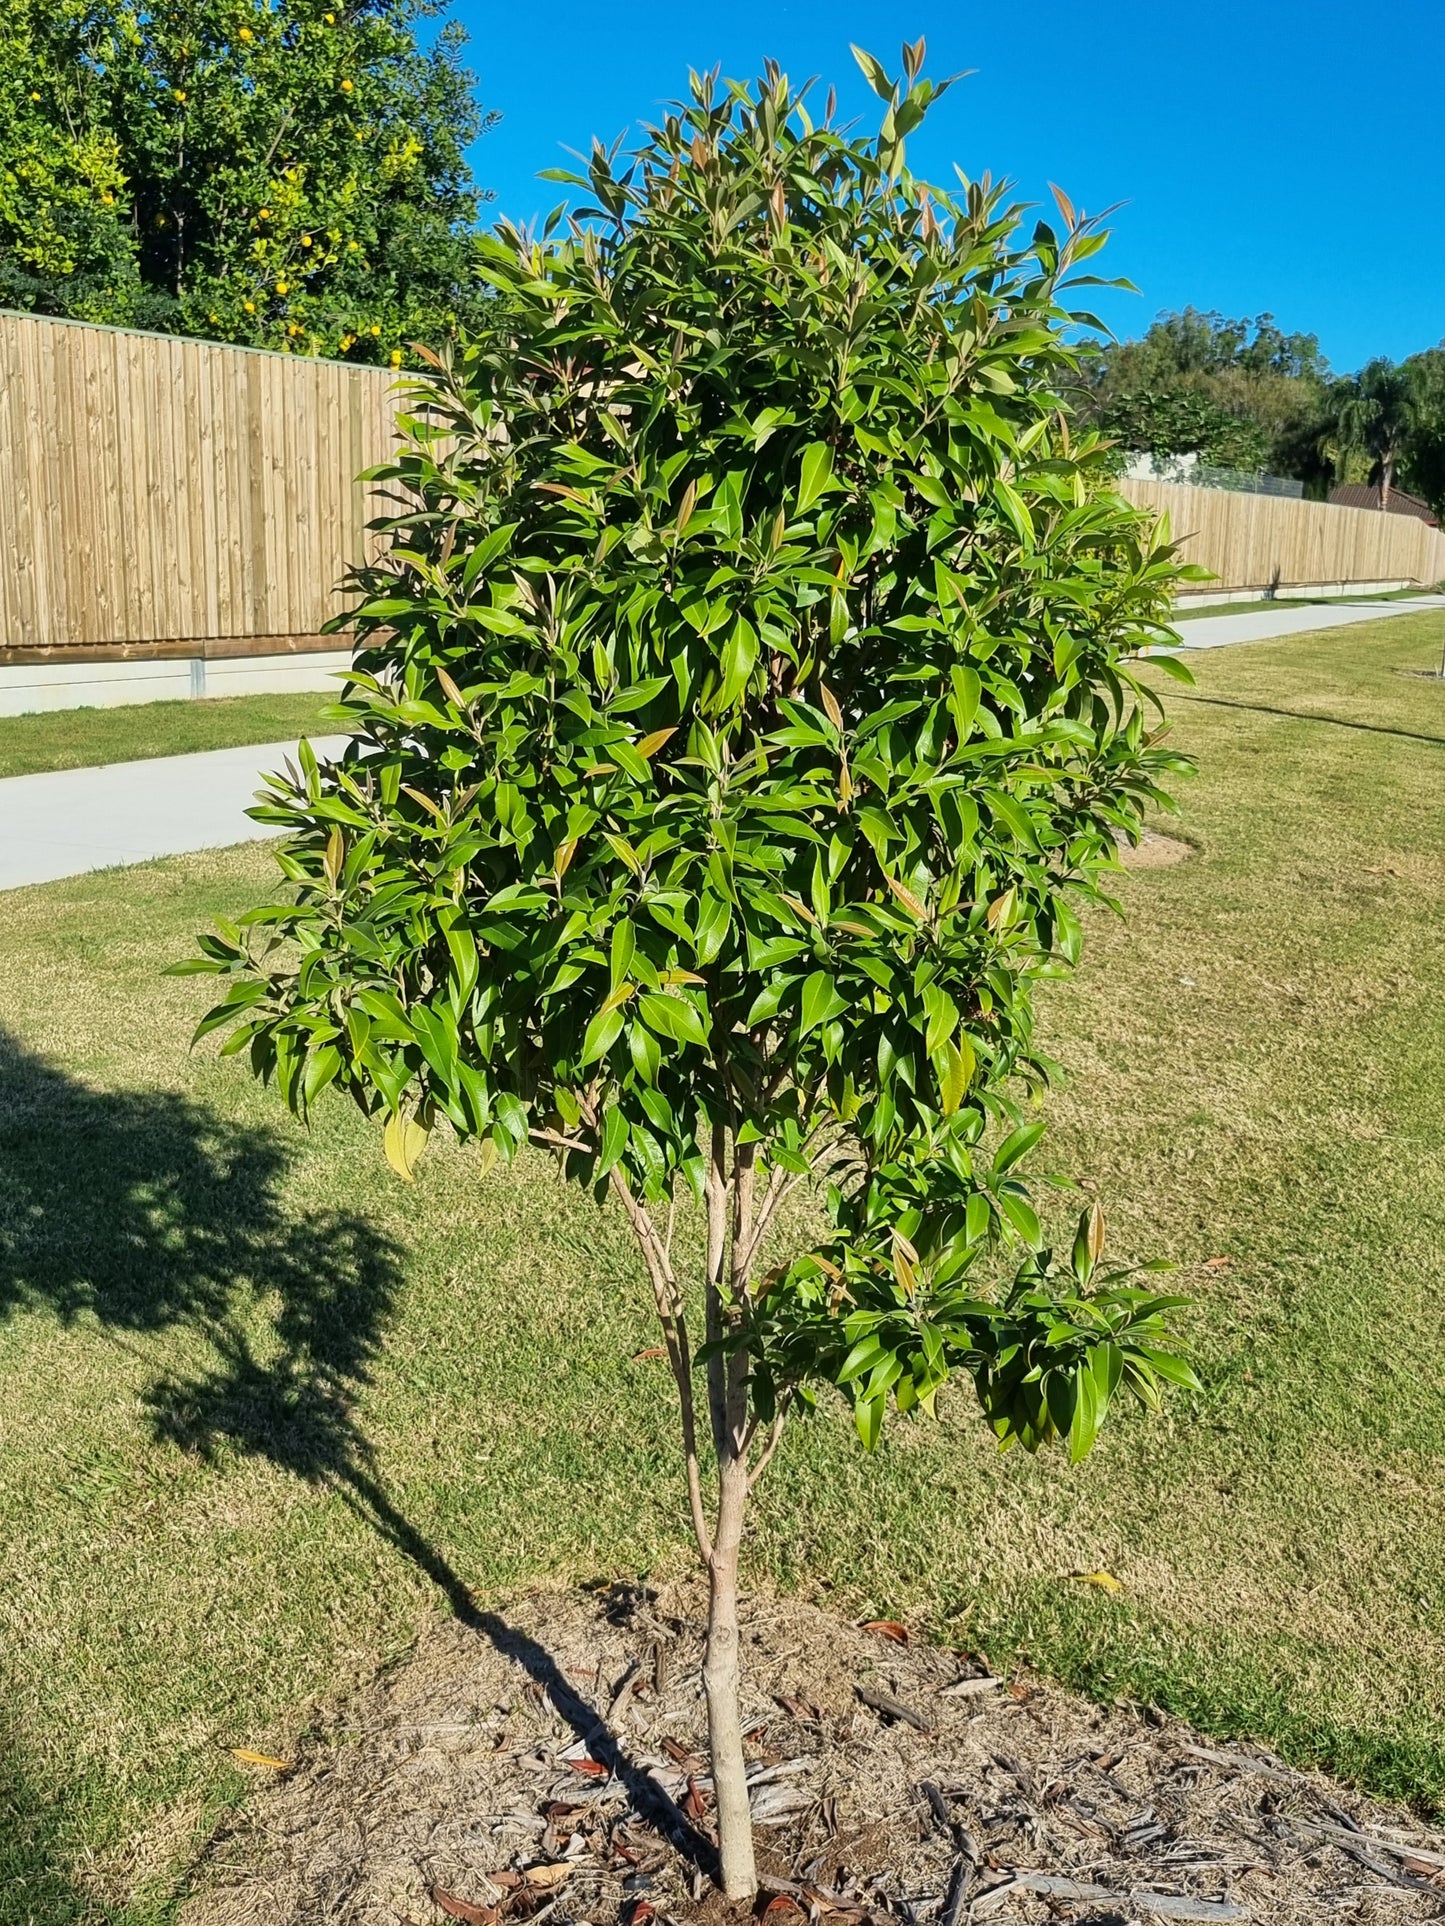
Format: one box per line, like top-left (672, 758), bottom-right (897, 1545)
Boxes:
top-left (0, 309), bottom-right (401, 652)
top-left (1117, 477), bottom-right (1445, 593)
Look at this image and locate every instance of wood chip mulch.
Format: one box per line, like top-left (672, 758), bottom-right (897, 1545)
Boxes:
top-left (180, 1587), bottom-right (1445, 1926)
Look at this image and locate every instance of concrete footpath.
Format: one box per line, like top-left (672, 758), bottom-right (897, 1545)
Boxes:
top-left (0, 735), bottom-right (349, 892)
top-left (1174, 593), bottom-right (1445, 649)
top-left (4, 589), bottom-right (1445, 892)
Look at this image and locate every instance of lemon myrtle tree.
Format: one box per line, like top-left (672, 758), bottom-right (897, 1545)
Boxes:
top-left (183, 47), bottom-right (1201, 1899)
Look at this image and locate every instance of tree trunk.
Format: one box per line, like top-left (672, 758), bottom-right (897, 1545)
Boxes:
top-left (1380, 455), bottom-right (1394, 512)
top-left (703, 1454), bottom-right (756, 1900)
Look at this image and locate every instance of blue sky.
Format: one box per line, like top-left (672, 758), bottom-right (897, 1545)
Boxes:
top-left (450, 0), bottom-right (1444, 373)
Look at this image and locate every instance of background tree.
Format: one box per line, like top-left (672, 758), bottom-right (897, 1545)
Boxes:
top-left (1331, 358), bottom-right (1416, 508)
top-left (1094, 388), bottom-right (1271, 472)
top-left (1398, 346), bottom-right (1445, 518)
top-left (1078, 306), bottom-right (1335, 488)
top-left (0, 0), bottom-right (494, 365)
top-left (182, 48), bottom-right (1201, 1898)
top-left (0, 2), bottom-right (139, 321)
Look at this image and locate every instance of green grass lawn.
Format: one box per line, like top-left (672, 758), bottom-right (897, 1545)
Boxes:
top-left (0, 691), bottom-right (348, 781)
top-left (3, 614), bottom-right (1445, 1922)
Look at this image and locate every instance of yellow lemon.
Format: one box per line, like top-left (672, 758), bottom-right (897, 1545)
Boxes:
top-left (174, 88), bottom-right (186, 101)
top-left (243, 299), bottom-right (255, 313)
top-left (238, 25), bottom-right (253, 40)
top-left (339, 77), bottom-right (353, 92)
top-left (258, 206), bottom-right (270, 218)
top-left (389, 349), bottom-right (402, 367)
top-left (346, 239), bottom-right (359, 251)
top-left (275, 278), bottom-right (289, 294)
top-left (369, 323), bottom-right (379, 335)
top-left (300, 233), bottom-right (312, 246)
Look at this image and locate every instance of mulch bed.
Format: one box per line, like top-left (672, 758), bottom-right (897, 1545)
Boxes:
top-left (1117, 832), bottom-right (1193, 870)
top-left (181, 1587), bottom-right (1445, 1926)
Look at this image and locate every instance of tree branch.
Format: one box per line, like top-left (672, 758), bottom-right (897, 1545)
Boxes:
top-left (746, 1392), bottom-right (793, 1491)
top-left (530, 1125), bottom-right (593, 1154)
top-left (738, 1122), bottom-right (852, 1281)
top-left (704, 1119), bottom-right (731, 1464)
top-left (609, 1169), bottom-right (713, 1562)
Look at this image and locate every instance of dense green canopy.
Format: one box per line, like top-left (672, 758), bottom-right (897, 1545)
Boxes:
top-left (0, 0), bottom-right (492, 365)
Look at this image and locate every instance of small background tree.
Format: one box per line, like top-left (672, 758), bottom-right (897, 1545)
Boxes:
top-left (1, 0), bottom-right (493, 364)
top-left (1332, 357), bottom-right (1416, 509)
top-left (184, 47), bottom-right (1201, 1899)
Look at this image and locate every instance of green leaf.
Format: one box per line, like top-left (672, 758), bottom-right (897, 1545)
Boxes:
top-left (854, 1391), bottom-right (885, 1450)
top-left (948, 665), bottom-right (981, 741)
top-left (717, 615), bottom-right (759, 709)
top-left (580, 1003), bottom-right (626, 1065)
top-left (639, 992), bottom-right (708, 1046)
top-left (994, 1120), bottom-right (1046, 1174)
top-left (595, 1104), bottom-right (628, 1181)
top-left (796, 441), bottom-right (835, 515)
top-left (800, 970), bottom-right (847, 1036)
top-left (850, 43), bottom-right (895, 101)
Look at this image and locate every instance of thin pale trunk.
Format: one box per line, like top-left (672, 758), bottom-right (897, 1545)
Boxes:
top-left (1379, 455), bottom-right (1394, 512)
top-left (704, 1452), bottom-right (756, 1900)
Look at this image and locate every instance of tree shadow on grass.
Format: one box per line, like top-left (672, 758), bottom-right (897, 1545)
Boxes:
top-left (0, 1027), bottom-right (716, 1901)
top-left (0, 1708), bottom-right (100, 1926)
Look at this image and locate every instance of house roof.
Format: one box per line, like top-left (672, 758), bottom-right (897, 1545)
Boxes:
top-left (1329, 482), bottom-right (1439, 525)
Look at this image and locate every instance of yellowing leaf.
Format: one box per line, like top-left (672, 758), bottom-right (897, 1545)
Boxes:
top-left (819, 681), bottom-right (843, 731)
top-left (780, 893), bottom-right (817, 926)
top-left (383, 1107), bottom-right (431, 1183)
top-left (938, 1034), bottom-right (975, 1116)
top-left (892, 1244), bottom-right (917, 1296)
top-left (401, 785), bottom-right (444, 820)
top-left (1086, 1199), bottom-right (1106, 1264)
top-left (838, 759), bottom-right (854, 807)
top-left (603, 832), bottom-right (641, 876)
top-left (885, 874), bottom-right (927, 920)
top-left (596, 981), bottom-right (636, 1017)
top-left (1068, 1570), bottom-right (1123, 1594)
top-left (986, 886), bottom-right (1017, 931)
top-left (437, 665), bottom-right (467, 707)
top-left (232, 1748), bottom-right (291, 1770)
top-left (635, 726), bottom-right (677, 760)
top-left (553, 838), bottom-right (578, 880)
top-left (660, 968), bottom-right (707, 985)
top-left (323, 825), bottom-right (344, 888)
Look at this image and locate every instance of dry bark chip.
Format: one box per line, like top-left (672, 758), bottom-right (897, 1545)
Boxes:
top-left (180, 1589), bottom-right (1445, 1926)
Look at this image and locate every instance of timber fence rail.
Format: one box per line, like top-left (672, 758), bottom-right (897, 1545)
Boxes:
top-left (0, 309), bottom-right (400, 656)
top-left (1118, 476), bottom-right (1445, 596)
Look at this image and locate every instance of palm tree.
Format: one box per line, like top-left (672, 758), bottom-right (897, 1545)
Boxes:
top-left (1333, 359), bottom-right (1415, 509)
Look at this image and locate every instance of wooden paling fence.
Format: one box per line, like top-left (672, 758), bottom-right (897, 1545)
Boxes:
top-left (0, 309), bottom-right (399, 658)
top-left (1118, 476), bottom-right (1445, 596)
top-left (2, 310), bottom-right (1443, 661)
